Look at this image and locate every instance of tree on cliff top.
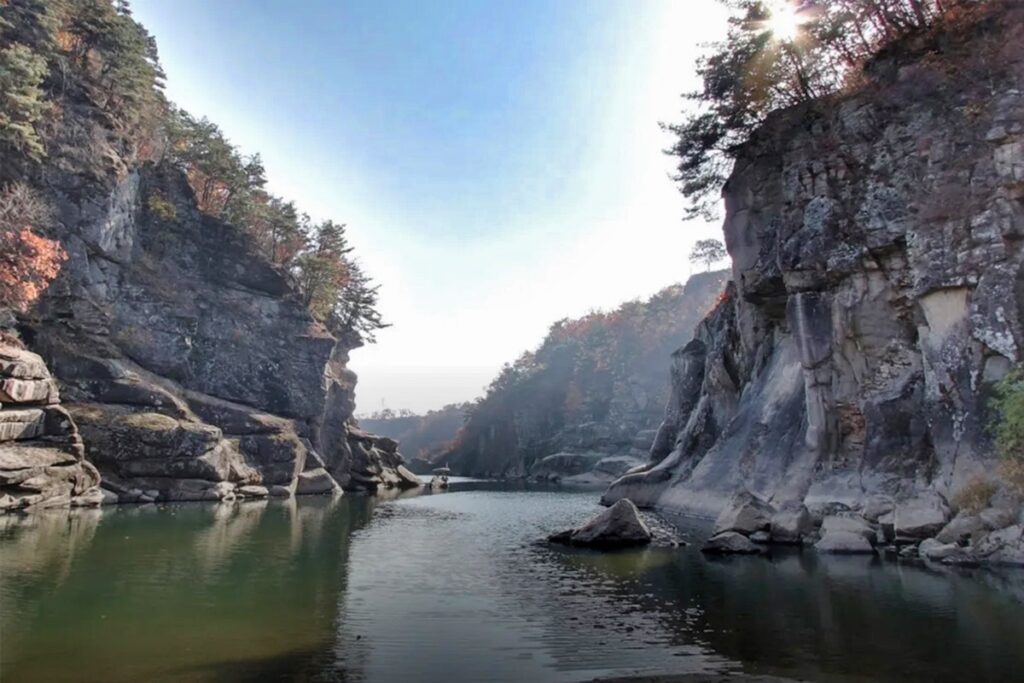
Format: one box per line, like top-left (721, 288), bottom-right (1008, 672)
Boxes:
top-left (690, 238), bottom-right (727, 271)
top-left (666, 0), bottom-right (980, 220)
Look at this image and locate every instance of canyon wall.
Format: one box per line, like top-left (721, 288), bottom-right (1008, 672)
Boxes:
top-left (605, 6), bottom-right (1024, 518)
top-left (6, 161), bottom-right (415, 510)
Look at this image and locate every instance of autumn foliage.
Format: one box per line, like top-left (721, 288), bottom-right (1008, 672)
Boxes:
top-left (0, 184), bottom-right (65, 312)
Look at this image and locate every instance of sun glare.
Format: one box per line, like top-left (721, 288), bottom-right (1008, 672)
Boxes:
top-left (766, 1), bottom-right (803, 42)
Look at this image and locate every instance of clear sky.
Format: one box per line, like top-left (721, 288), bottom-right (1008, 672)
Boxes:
top-left (131, 0), bottom-right (730, 414)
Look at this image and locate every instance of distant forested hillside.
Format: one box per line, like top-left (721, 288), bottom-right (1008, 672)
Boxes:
top-left (442, 270), bottom-right (728, 477)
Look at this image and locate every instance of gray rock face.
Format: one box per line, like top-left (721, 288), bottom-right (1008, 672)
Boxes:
top-left (0, 343), bottom-right (101, 512)
top-left (701, 531), bottom-right (765, 555)
top-left (548, 499), bottom-right (652, 547)
top-left (17, 162), bottom-right (412, 504)
top-left (604, 10), bottom-right (1024, 526)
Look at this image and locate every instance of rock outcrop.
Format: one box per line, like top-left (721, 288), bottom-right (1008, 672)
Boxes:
top-left (0, 341), bottom-right (101, 511)
top-left (9, 162), bottom-right (413, 506)
top-left (548, 498), bottom-right (652, 547)
top-left (604, 5), bottom-right (1024, 565)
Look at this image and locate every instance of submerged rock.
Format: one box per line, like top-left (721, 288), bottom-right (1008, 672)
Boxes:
top-left (701, 531), bottom-right (765, 555)
top-left (548, 499), bottom-right (652, 548)
top-left (919, 538), bottom-right (961, 561)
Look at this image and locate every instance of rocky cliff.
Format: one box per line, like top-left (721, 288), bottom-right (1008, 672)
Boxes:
top-left (605, 5), bottom-right (1024, 521)
top-left (5, 163), bottom-right (416, 510)
top-left (0, 337), bottom-right (102, 511)
top-left (445, 271), bottom-right (728, 480)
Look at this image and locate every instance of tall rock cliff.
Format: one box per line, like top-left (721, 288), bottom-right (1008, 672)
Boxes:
top-left (0, 2), bottom-right (419, 511)
top-left (605, 6), bottom-right (1024, 518)
top-left (13, 162), bottom-right (417, 507)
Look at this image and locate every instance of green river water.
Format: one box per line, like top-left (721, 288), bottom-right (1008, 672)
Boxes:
top-left (2, 479), bottom-right (1024, 682)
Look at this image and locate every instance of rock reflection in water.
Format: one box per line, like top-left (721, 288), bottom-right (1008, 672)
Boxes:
top-left (0, 496), bottom-right (375, 683)
top-left (4, 485), bottom-right (1024, 683)
top-left (546, 530), bottom-right (1024, 683)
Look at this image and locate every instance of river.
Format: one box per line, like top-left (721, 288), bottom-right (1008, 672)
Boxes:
top-left (2, 479), bottom-right (1024, 682)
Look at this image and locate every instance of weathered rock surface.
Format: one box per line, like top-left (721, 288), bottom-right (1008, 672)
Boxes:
top-left (11, 159), bottom-right (414, 505)
top-left (0, 343), bottom-right (101, 512)
top-left (548, 499), bottom-right (652, 547)
top-left (604, 7), bottom-right (1024, 554)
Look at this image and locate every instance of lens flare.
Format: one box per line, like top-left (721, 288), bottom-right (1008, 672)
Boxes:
top-left (766, 1), bottom-right (803, 42)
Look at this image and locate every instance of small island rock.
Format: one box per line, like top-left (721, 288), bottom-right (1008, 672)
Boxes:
top-left (548, 499), bottom-right (652, 547)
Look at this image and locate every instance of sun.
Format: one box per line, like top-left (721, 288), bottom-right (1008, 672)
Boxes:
top-left (766, 1), bottom-right (803, 42)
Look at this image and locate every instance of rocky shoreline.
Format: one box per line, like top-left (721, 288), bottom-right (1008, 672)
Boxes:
top-left (689, 488), bottom-right (1024, 568)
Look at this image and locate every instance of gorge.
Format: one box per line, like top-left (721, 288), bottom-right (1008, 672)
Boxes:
top-left (4, 1), bottom-right (1024, 682)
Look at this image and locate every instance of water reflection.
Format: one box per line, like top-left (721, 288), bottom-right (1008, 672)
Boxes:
top-left (3, 486), bottom-right (1024, 683)
top-left (0, 495), bottom-right (376, 683)
top-left (545, 532), bottom-right (1024, 683)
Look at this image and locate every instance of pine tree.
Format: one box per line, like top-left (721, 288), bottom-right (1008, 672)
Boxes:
top-left (0, 43), bottom-right (50, 163)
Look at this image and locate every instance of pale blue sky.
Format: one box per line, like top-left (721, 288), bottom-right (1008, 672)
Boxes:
top-left (132, 0), bottom-right (729, 413)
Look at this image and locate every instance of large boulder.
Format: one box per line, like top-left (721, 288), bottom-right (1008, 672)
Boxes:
top-left (713, 490), bottom-right (775, 536)
top-left (936, 512), bottom-right (986, 545)
top-left (295, 468), bottom-right (342, 495)
top-left (972, 525), bottom-right (1024, 566)
top-left (894, 493), bottom-right (951, 541)
top-left (701, 531), bottom-right (765, 555)
top-left (815, 516), bottom-right (876, 554)
top-left (548, 499), bottom-right (652, 547)
top-left (770, 505), bottom-right (814, 544)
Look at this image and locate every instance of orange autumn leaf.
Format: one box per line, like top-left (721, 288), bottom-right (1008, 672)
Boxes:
top-left (0, 227), bottom-right (67, 312)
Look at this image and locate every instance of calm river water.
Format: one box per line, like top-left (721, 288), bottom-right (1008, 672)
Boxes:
top-left (3, 479), bottom-right (1024, 682)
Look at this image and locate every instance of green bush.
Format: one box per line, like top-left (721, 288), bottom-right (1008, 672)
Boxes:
top-left (992, 369), bottom-right (1024, 497)
top-left (993, 370), bottom-right (1024, 458)
top-left (146, 193), bottom-right (176, 222)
